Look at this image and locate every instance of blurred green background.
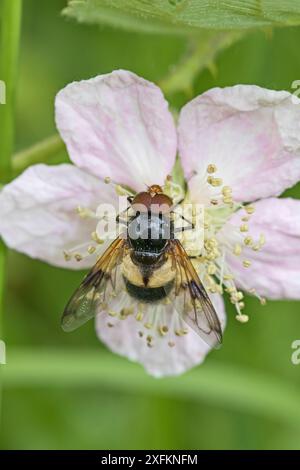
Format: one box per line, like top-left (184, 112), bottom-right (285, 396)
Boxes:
top-left (1, 0), bottom-right (300, 450)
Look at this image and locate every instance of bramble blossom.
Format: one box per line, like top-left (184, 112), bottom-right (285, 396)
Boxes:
top-left (1, 70), bottom-right (300, 376)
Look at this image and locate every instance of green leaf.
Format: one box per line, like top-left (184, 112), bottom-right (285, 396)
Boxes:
top-left (63, 0), bottom-right (300, 34)
top-left (3, 348), bottom-right (300, 428)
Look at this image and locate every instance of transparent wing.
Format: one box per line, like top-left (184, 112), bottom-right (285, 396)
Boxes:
top-left (61, 237), bottom-right (127, 332)
top-left (166, 239), bottom-right (222, 348)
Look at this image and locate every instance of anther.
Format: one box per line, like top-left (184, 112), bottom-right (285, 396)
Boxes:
top-left (208, 177), bottom-right (223, 187)
top-left (207, 164), bottom-right (217, 174)
top-left (91, 231), bottom-right (104, 244)
top-left (244, 236), bottom-right (253, 246)
top-left (233, 244), bottom-right (242, 256)
top-left (240, 224), bottom-right (249, 232)
top-left (245, 205), bottom-right (255, 215)
top-left (136, 311), bottom-right (143, 322)
top-left (236, 314), bottom-right (249, 323)
top-left (243, 260), bottom-right (251, 268)
top-left (158, 325), bottom-right (169, 336)
top-left (63, 251), bottom-right (71, 261)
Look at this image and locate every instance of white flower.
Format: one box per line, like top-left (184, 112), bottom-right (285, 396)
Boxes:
top-left (1, 70), bottom-right (300, 377)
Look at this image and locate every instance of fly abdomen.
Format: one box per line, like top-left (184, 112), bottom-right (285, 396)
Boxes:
top-left (124, 278), bottom-right (174, 303)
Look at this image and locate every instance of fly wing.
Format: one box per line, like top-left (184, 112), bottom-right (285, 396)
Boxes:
top-left (166, 239), bottom-right (223, 348)
top-left (61, 237), bottom-right (127, 332)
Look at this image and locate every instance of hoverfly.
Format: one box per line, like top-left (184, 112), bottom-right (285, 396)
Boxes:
top-left (61, 184), bottom-right (222, 348)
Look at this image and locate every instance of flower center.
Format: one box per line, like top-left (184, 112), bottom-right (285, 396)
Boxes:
top-left (178, 164), bottom-right (266, 323)
top-left (63, 166), bottom-right (265, 348)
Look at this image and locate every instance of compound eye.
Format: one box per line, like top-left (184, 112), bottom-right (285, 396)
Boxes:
top-left (151, 194), bottom-right (173, 214)
top-left (131, 192), bottom-right (152, 213)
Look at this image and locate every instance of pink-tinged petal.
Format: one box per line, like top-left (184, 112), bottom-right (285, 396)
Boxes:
top-left (96, 293), bottom-right (225, 377)
top-left (178, 85), bottom-right (300, 202)
top-left (55, 70), bottom-right (177, 192)
top-left (0, 164), bottom-right (118, 269)
top-left (225, 198), bottom-right (300, 299)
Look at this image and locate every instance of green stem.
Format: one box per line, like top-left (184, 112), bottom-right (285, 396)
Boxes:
top-left (159, 31), bottom-right (244, 97)
top-left (0, 0), bottom-right (22, 181)
top-left (0, 0), bottom-right (22, 421)
top-left (12, 134), bottom-right (66, 174)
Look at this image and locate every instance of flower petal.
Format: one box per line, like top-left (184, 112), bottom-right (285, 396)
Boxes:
top-left (225, 198), bottom-right (300, 299)
top-left (96, 292), bottom-right (226, 377)
top-left (0, 164), bottom-right (118, 269)
top-left (55, 70), bottom-right (177, 192)
top-left (178, 85), bottom-right (300, 202)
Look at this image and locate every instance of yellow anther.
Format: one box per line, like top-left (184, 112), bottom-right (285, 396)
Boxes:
top-left (136, 312), bottom-right (143, 322)
top-left (245, 205), bottom-right (255, 214)
top-left (240, 224), bottom-right (249, 232)
top-left (104, 176), bottom-right (111, 184)
top-left (210, 199), bottom-right (219, 205)
top-left (115, 185), bottom-right (128, 196)
top-left (120, 308), bottom-right (133, 319)
top-left (238, 302), bottom-right (245, 310)
top-left (222, 186), bottom-right (232, 196)
top-left (223, 196), bottom-right (233, 204)
top-left (216, 285), bottom-right (223, 294)
top-left (108, 310), bottom-right (117, 317)
top-left (175, 329), bottom-right (187, 337)
top-left (208, 285), bottom-right (217, 293)
top-left (259, 234), bottom-right (265, 246)
top-left (244, 236), bottom-right (253, 246)
top-left (87, 245), bottom-right (96, 254)
top-left (252, 244), bottom-right (260, 251)
top-left (91, 231), bottom-right (104, 244)
top-left (226, 287), bottom-right (236, 294)
top-left (76, 206), bottom-right (94, 219)
top-left (207, 263), bottom-right (217, 275)
top-left (75, 254), bottom-right (83, 262)
top-left (233, 244), bottom-right (242, 256)
top-left (243, 260), bottom-right (252, 268)
top-left (236, 314), bottom-right (249, 323)
top-left (158, 325), bottom-right (169, 336)
top-left (208, 177), bottom-right (223, 187)
top-left (63, 251), bottom-right (71, 261)
top-left (237, 291), bottom-right (244, 301)
top-left (224, 274), bottom-right (234, 280)
top-left (207, 164), bottom-right (217, 174)
top-left (144, 322), bottom-right (153, 329)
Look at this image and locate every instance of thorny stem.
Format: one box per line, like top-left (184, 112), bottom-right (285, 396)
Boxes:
top-left (159, 31), bottom-right (244, 97)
